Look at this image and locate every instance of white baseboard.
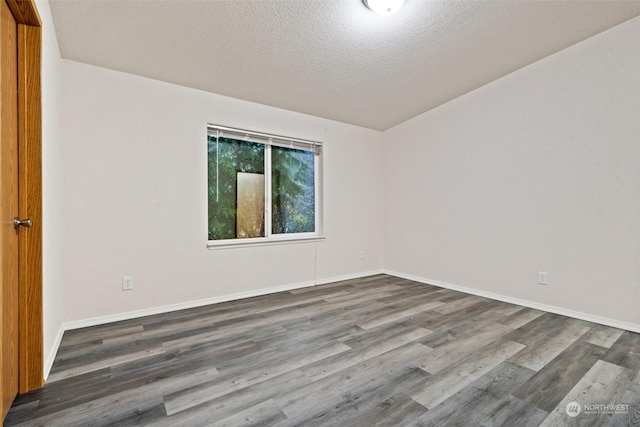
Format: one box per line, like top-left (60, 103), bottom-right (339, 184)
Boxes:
top-left (316, 269), bottom-right (384, 285)
top-left (383, 269), bottom-right (640, 334)
top-left (62, 282), bottom-right (309, 332)
top-left (44, 325), bottom-right (65, 381)
top-left (60, 269), bottom-right (384, 333)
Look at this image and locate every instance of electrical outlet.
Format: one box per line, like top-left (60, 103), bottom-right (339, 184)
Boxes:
top-left (538, 272), bottom-right (548, 285)
top-left (122, 276), bottom-right (134, 291)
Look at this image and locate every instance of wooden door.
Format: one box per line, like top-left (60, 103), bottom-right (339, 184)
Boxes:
top-left (0, 0), bottom-right (19, 419)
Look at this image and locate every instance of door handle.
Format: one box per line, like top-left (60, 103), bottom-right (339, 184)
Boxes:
top-left (13, 217), bottom-right (32, 230)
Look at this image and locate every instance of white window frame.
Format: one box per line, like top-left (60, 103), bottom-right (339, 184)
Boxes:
top-left (207, 124), bottom-right (324, 248)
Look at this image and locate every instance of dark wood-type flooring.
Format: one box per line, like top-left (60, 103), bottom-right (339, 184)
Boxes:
top-left (5, 274), bottom-right (640, 426)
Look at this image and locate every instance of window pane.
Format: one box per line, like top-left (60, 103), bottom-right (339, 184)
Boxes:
top-left (236, 172), bottom-right (265, 238)
top-left (271, 146), bottom-right (315, 234)
top-left (208, 136), bottom-right (265, 240)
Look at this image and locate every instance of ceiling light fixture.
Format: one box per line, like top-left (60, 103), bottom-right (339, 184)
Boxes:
top-left (362, 0), bottom-right (406, 15)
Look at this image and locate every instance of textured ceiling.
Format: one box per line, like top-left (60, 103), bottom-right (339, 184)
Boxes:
top-left (49, 1), bottom-right (640, 131)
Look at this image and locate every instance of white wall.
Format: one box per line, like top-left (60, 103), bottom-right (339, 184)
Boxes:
top-left (38, 0), bottom-right (65, 375)
top-left (384, 17), bottom-right (640, 328)
top-left (60, 61), bottom-right (383, 323)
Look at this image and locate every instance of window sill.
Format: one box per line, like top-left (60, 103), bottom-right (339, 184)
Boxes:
top-left (207, 235), bottom-right (325, 250)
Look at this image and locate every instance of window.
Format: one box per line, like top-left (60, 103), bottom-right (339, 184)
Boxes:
top-left (207, 125), bottom-right (322, 246)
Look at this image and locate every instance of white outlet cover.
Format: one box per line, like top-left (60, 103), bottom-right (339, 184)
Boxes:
top-left (538, 272), bottom-right (548, 285)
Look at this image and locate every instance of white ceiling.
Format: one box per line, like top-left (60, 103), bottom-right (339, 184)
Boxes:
top-left (49, 0), bottom-right (640, 131)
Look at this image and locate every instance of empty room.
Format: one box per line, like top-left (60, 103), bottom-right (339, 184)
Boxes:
top-left (1, 0), bottom-right (639, 425)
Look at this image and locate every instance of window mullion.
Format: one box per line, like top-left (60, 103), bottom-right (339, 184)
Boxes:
top-left (265, 145), bottom-right (272, 238)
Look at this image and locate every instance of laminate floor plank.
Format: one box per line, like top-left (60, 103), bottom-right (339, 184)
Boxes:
top-left (513, 341), bottom-right (608, 412)
top-left (284, 367), bottom-right (429, 427)
top-left (374, 287), bottom-right (449, 305)
top-left (432, 295), bottom-right (488, 315)
top-left (151, 370), bottom-right (311, 427)
top-left (489, 301), bottom-right (525, 317)
top-left (415, 322), bottom-right (514, 374)
top-left (599, 373), bottom-right (637, 427)
top-left (442, 304), bottom-right (511, 337)
top-left (409, 361), bottom-right (536, 426)
top-left (2, 401), bottom-right (38, 426)
top-left (39, 338), bottom-right (259, 416)
top-left (603, 331), bottom-right (640, 372)
top-left (608, 374), bottom-right (640, 426)
top-left (431, 289), bottom-right (472, 303)
top-left (53, 340), bottom-right (107, 365)
top-left (582, 324), bottom-right (626, 349)
top-left (163, 340), bottom-right (351, 415)
top-left (510, 313), bottom-right (585, 343)
top-left (355, 301), bottom-right (444, 330)
top-left (409, 339), bottom-right (525, 409)
top-left (320, 284), bottom-right (400, 304)
top-left (498, 308), bottom-right (546, 329)
top-left (480, 395), bottom-right (549, 427)
top-left (159, 324), bottom-right (285, 352)
top-left (209, 399), bottom-right (287, 427)
top-left (12, 363), bottom-right (222, 427)
top-left (417, 329), bottom-right (454, 349)
top-left (106, 401), bottom-right (168, 427)
top-left (348, 393), bottom-right (428, 426)
top-left (418, 300), bottom-right (499, 332)
top-left (339, 320), bottom-right (428, 348)
top-left (301, 326), bottom-right (431, 381)
top-left (7, 274), bottom-right (640, 426)
top-left (52, 337), bottom-right (177, 373)
top-left (508, 336), bottom-right (579, 372)
top-left (57, 311), bottom-right (282, 368)
top-left (278, 306), bottom-right (380, 340)
top-left (273, 343), bottom-right (431, 426)
top-left (59, 323), bottom-right (145, 348)
top-left (15, 369), bottom-right (112, 416)
top-left (508, 321), bottom-right (592, 371)
top-left (48, 347), bottom-right (167, 382)
top-left (540, 360), bottom-right (632, 427)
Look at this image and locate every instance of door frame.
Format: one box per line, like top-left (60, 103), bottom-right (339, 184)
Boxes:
top-left (5, 0), bottom-right (42, 393)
